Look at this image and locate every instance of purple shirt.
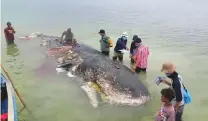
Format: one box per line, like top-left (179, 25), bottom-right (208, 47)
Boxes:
top-left (155, 104), bottom-right (175, 121)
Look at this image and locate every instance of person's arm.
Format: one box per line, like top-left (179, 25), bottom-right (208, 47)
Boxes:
top-left (162, 79), bottom-right (172, 86)
top-left (147, 46), bottom-right (149, 56)
top-left (124, 40), bottom-right (129, 50)
top-left (124, 40), bottom-right (127, 46)
top-left (133, 48), bottom-right (139, 62)
top-left (61, 31), bottom-right (65, 40)
top-left (130, 42), bottom-right (134, 54)
top-left (12, 27), bottom-right (16, 34)
top-left (173, 82), bottom-right (183, 111)
top-left (4, 28), bottom-right (8, 40)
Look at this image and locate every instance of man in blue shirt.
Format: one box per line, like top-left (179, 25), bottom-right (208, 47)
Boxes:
top-left (113, 32), bottom-right (129, 62)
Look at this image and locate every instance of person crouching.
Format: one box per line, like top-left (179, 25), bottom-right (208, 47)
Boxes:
top-left (112, 32), bottom-right (129, 62)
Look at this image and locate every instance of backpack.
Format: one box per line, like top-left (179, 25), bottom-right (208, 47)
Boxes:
top-left (109, 38), bottom-right (113, 47)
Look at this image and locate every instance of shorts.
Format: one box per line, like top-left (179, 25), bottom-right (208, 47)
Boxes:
top-left (113, 51), bottom-right (123, 61)
top-left (135, 67), bottom-right (146, 73)
top-left (101, 51), bottom-right (110, 56)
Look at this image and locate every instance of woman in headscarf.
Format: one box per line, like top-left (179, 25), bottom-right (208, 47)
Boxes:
top-left (129, 35), bottom-right (139, 64)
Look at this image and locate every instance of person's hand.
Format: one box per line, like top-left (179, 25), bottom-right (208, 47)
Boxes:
top-left (174, 103), bottom-right (179, 112)
top-left (174, 106), bottom-right (178, 112)
top-left (156, 110), bottom-right (162, 116)
top-left (8, 30), bottom-right (13, 33)
top-left (132, 64), bottom-right (136, 69)
top-left (129, 54), bottom-right (132, 58)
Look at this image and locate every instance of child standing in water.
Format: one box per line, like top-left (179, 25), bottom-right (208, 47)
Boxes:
top-left (155, 88), bottom-right (175, 121)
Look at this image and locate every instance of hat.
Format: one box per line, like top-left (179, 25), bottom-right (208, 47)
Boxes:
top-left (121, 32), bottom-right (128, 37)
top-left (98, 29), bottom-right (105, 34)
top-left (161, 62), bottom-right (176, 73)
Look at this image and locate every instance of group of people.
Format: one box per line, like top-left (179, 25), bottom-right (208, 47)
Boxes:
top-left (4, 22), bottom-right (187, 121)
top-left (98, 29), bottom-right (187, 121)
top-left (98, 29), bottom-right (150, 74)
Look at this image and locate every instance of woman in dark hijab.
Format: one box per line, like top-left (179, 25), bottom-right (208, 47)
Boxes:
top-left (130, 35), bottom-right (139, 63)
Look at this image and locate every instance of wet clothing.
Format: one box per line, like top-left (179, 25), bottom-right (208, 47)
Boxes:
top-left (155, 103), bottom-right (175, 121)
top-left (113, 51), bottom-right (123, 61)
top-left (135, 67), bottom-right (146, 73)
top-left (4, 27), bottom-right (15, 45)
top-left (101, 51), bottom-right (110, 56)
top-left (100, 35), bottom-right (111, 53)
top-left (61, 31), bottom-right (74, 43)
top-left (114, 38), bottom-right (127, 53)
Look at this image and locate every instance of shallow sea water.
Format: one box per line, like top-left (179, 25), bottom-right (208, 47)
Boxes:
top-left (1, 0), bottom-right (208, 121)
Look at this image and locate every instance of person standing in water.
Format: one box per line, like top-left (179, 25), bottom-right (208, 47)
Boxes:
top-left (160, 62), bottom-right (185, 121)
top-left (4, 22), bottom-right (16, 45)
top-left (98, 29), bottom-right (113, 56)
top-left (61, 28), bottom-right (75, 45)
top-left (155, 88), bottom-right (175, 121)
top-left (129, 35), bottom-right (139, 64)
top-left (133, 38), bottom-right (149, 73)
top-left (112, 32), bottom-right (129, 62)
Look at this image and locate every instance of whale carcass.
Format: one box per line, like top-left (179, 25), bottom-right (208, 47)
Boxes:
top-left (38, 34), bottom-right (150, 108)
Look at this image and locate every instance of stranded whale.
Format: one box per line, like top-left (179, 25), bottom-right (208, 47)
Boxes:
top-left (37, 33), bottom-right (150, 107)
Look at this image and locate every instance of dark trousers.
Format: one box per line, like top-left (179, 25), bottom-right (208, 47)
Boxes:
top-left (135, 67), bottom-right (146, 74)
top-left (176, 105), bottom-right (184, 121)
top-left (112, 51), bottom-right (123, 61)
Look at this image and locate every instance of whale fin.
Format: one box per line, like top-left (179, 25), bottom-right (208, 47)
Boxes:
top-left (67, 72), bottom-right (76, 77)
top-left (81, 84), bottom-right (99, 108)
top-left (88, 82), bottom-right (108, 102)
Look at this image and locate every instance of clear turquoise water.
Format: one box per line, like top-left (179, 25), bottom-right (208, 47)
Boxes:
top-left (1, 0), bottom-right (208, 121)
